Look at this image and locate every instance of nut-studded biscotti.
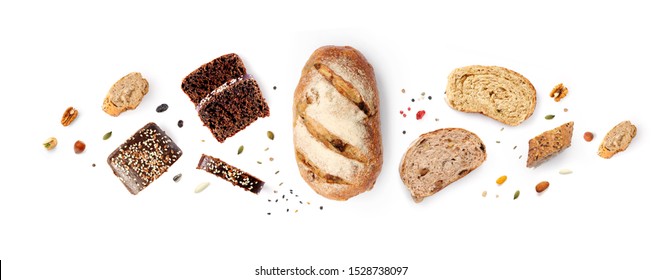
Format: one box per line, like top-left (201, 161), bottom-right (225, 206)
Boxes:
top-left (400, 128), bottom-right (486, 203)
top-left (598, 121), bottom-right (637, 159)
top-left (293, 46), bottom-right (383, 201)
top-left (446, 65), bottom-right (536, 126)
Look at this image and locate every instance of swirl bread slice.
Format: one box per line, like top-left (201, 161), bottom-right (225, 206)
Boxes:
top-left (446, 65), bottom-right (536, 126)
top-left (400, 128), bottom-right (486, 203)
top-left (598, 121), bottom-right (637, 159)
top-left (293, 46), bottom-right (383, 201)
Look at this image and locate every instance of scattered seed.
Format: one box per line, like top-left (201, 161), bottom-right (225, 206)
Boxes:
top-left (407, 107), bottom-right (411, 111)
top-left (268, 199), bottom-right (271, 202)
top-left (173, 173), bottom-right (182, 182)
top-left (287, 209), bottom-right (290, 212)
top-left (278, 182), bottom-right (283, 186)
top-left (536, 181), bottom-right (550, 193)
top-left (320, 206), bottom-right (323, 210)
top-left (402, 113), bottom-right (407, 117)
top-left (264, 147), bottom-right (269, 151)
top-left (194, 182), bottom-right (210, 193)
top-left (257, 161), bottom-right (262, 164)
top-left (401, 89), bottom-right (405, 93)
top-left (421, 92), bottom-right (425, 96)
top-left (563, 108), bottom-right (568, 112)
top-left (273, 86), bottom-right (277, 90)
top-left (416, 110), bottom-right (426, 120)
top-left (269, 157), bottom-right (274, 161)
top-left (496, 140), bottom-right (501, 144)
top-left (514, 190), bottom-right (520, 200)
top-left (411, 98), bottom-right (415, 102)
top-left (583, 132), bottom-right (594, 142)
top-left (267, 131), bottom-right (275, 140)
top-left (559, 169), bottom-right (573, 175)
top-left (435, 118), bottom-right (439, 122)
top-left (237, 145), bottom-right (244, 155)
top-left (275, 199), bottom-right (278, 202)
top-left (156, 103), bottom-right (169, 113)
top-left (274, 190), bottom-right (278, 193)
top-left (496, 175), bottom-right (507, 185)
top-left (307, 201), bottom-right (310, 205)
top-left (496, 194), bottom-right (500, 198)
top-left (177, 120), bottom-right (184, 128)
top-left (92, 163), bottom-right (96, 167)
top-left (519, 155), bottom-right (523, 159)
top-left (545, 114), bottom-right (555, 120)
top-left (513, 145), bottom-right (517, 150)
top-left (103, 131), bottom-right (112, 140)
top-left (74, 140), bottom-right (86, 154)
top-left (402, 130), bottom-right (406, 134)
top-left (295, 210), bottom-right (299, 213)
top-left (428, 96), bottom-right (432, 100)
top-left (275, 170), bottom-right (280, 175)
top-left (201, 139), bottom-right (205, 142)
top-left (500, 127), bottom-right (505, 131)
top-left (482, 191), bottom-right (487, 197)
top-left (267, 212), bottom-right (271, 215)
top-left (43, 137), bottom-right (58, 150)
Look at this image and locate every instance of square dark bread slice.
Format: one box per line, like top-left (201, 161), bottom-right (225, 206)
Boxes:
top-left (196, 77), bottom-right (269, 143)
top-left (527, 121), bottom-right (574, 167)
top-left (181, 53), bottom-right (247, 106)
top-left (197, 154), bottom-right (264, 194)
top-left (107, 122), bottom-right (182, 195)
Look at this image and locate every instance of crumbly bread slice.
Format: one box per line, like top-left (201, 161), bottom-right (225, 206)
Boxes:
top-left (399, 128), bottom-right (486, 203)
top-left (293, 46), bottom-right (382, 201)
top-left (446, 65), bottom-right (536, 126)
top-left (527, 122), bottom-right (574, 167)
top-left (181, 53), bottom-right (246, 106)
top-left (103, 72), bottom-right (149, 117)
top-left (598, 121), bottom-right (637, 159)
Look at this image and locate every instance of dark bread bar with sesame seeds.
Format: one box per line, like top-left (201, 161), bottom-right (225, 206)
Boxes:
top-left (197, 154), bottom-right (264, 194)
top-left (197, 77), bottom-right (270, 143)
top-left (181, 53), bottom-right (246, 106)
top-left (107, 122), bottom-right (182, 195)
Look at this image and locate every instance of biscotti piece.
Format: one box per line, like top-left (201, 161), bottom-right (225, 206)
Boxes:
top-left (527, 122), bottom-right (574, 167)
top-left (107, 122), bottom-right (182, 194)
top-left (446, 65), bottom-right (536, 126)
top-left (103, 72), bottom-right (149, 117)
top-left (400, 128), bottom-right (486, 203)
top-left (181, 53), bottom-right (246, 106)
top-left (598, 121), bottom-right (637, 159)
top-left (197, 76), bottom-right (270, 143)
top-left (197, 154), bottom-right (264, 194)
top-left (293, 46), bottom-right (383, 201)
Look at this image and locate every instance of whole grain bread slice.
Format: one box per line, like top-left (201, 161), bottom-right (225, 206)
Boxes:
top-left (399, 128), bottom-right (486, 203)
top-left (598, 121), bottom-right (636, 159)
top-left (446, 65), bottom-right (536, 126)
top-left (527, 122), bottom-right (574, 167)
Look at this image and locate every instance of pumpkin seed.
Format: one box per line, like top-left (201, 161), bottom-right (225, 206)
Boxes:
top-left (237, 145), bottom-right (244, 155)
top-left (267, 131), bottom-right (275, 140)
top-left (103, 131), bottom-right (112, 140)
top-left (514, 190), bottom-right (520, 200)
top-left (545, 114), bottom-right (555, 120)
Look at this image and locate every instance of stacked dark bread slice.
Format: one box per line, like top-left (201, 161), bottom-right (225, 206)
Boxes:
top-left (182, 53), bottom-right (270, 143)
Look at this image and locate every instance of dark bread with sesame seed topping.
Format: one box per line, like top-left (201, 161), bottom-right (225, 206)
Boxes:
top-left (107, 122), bottom-right (182, 195)
top-left (181, 53), bottom-right (246, 106)
top-left (399, 128), bottom-right (486, 203)
top-left (197, 154), bottom-right (264, 194)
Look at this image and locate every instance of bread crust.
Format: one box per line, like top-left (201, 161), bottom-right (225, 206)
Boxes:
top-left (527, 122), bottom-right (574, 167)
top-left (293, 46), bottom-right (382, 201)
top-left (446, 65), bottom-right (536, 126)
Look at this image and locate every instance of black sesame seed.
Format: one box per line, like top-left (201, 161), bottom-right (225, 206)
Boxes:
top-left (320, 206), bottom-right (323, 210)
top-left (299, 201), bottom-right (303, 204)
top-left (177, 120), bottom-right (183, 128)
top-left (282, 195), bottom-right (285, 199)
top-left (267, 212), bottom-right (271, 215)
top-left (273, 86), bottom-right (277, 90)
top-left (287, 209), bottom-right (290, 212)
top-left (411, 98), bottom-right (415, 102)
top-left (428, 96), bottom-right (432, 100)
top-left (275, 199), bottom-right (278, 202)
top-left (156, 104), bottom-right (169, 113)
top-left (92, 163), bottom-right (96, 167)
top-left (268, 199), bottom-right (271, 202)
top-left (402, 130), bottom-right (406, 134)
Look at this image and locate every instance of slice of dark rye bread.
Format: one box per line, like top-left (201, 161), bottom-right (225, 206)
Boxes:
top-left (446, 65), bottom-right (536, 126)
top-left (527, 122), bottom-right (574, 167)
top-left (197, 77), bottom-right (269, 143)
top-left (598, 121), bottom-right (637, 159)
top-left (181, 53), bottom-right (246, 106)
top-left (197, 154), bottom-right (264, 194)
top-left (400, 128), bottom-right (486, 203)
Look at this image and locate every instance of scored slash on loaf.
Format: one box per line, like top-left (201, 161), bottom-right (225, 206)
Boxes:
top-left (293, 46), bottom-right (383, 201)
top-left (445, 65), bottom-right (536, 126)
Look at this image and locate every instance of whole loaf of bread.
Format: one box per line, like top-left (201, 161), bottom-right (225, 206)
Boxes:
top-left (293, 46), bottom-right (383, 201)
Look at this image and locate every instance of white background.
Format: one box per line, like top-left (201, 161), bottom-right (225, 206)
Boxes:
top-left (1, 1), bottom-right (661, 279)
